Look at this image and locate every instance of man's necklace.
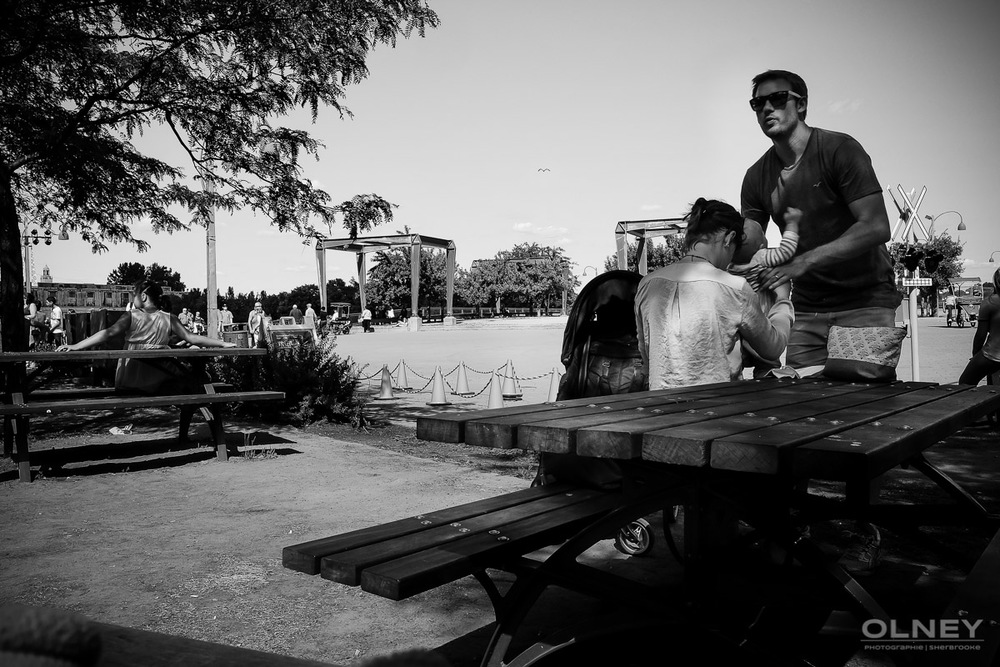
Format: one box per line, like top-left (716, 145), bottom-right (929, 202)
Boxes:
top-left (685, 253), bottom-right (711, 263)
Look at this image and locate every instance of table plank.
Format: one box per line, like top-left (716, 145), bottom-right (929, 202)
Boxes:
top-left (709, 383), bottom-right (958, 475)
top-left (522, 379), bottom-right (821, 456)
top-left (640, 381), bottom-right (922, 467)
top-left (792, 385), bottom-right (1000, 481)
top-left (0, 348), bottom-right (267, 362)
top-left (466, 379), bottom-right (799, 450)
top-left (415, 382), bottom-right (736, 444)
top-left (570, 379), bottom-right (829, 461)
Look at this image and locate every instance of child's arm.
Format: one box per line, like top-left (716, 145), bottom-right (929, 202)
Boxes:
top-left (755, 208), bottom-right (801, 267)
top-left (58, 313), bottom-right (131, 351)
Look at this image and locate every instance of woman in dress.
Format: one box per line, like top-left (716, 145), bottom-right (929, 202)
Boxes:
top-left (58, 281), bottom-right (234, 393)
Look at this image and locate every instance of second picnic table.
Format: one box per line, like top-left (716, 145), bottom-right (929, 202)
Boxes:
top-left (1, 347), bottom-right (284, 482)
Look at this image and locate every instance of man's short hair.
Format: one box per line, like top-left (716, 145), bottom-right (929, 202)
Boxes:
top-left (45, 296), bottom-right (56, 304)
top-left (751, 69), bottom-right (808, 120)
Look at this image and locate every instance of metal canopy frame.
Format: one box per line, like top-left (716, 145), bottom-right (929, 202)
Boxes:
top-left (315, 233), bottom-right (456, 322)
top-left (614, 218), bottom-right (687, 275)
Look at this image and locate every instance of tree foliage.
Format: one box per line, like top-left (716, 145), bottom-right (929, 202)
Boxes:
top-left (107, 261), bottom-right (185, 291)
top-left (0, 0), bottom-right (438, 350)
top-left (603, 236), bottom-right (687, 273)
top-left (459, 243), bottom-right (575, 311)
top-left (366, 246), bottom-right (449, 312)
top-left (888, 234), bottom-right (964, 291)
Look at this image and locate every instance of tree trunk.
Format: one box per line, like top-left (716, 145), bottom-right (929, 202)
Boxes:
top-left (0, 169), bottom-right (28, 352)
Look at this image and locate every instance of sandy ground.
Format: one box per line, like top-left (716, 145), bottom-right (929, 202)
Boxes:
top-left (1, 315), bottom-right (997, 666)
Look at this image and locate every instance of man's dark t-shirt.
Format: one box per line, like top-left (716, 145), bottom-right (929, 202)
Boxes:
top-left (741, 127), bottom-right (901, 312)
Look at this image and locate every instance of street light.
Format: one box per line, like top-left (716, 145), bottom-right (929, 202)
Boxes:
top-left (989, 251), bottom-right (1000, 263)
top-left (582, 265), bottom-right (599, 276)
top-left (924, 210), bottom-right (965, 237)
top-left (21, 227), bottom-right (52, 297)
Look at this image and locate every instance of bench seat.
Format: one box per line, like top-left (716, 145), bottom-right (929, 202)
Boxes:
top-left (3, 388), bottom-right (284, 482)
top-left (283, 483), bottom-right (621, 600)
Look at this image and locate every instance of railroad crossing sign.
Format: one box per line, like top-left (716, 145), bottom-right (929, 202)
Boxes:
top-left (889, 185), bottom-right (931, 243)
top-left (902, 278), bottom-right (932, 287)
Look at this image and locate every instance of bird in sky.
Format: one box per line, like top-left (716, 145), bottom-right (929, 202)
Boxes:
top-left (537, 168), bottom-right (550, 172)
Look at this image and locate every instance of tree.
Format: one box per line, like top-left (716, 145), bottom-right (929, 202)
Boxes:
top-left (460, 243), bottom-right (574, 312)
top-left (603, 236), bottom-right (686, 273)
top-left (366, 246), bottom-right (449, 312)
top-left (1, 1), bottom-right (438, 351)
top-left (107, 262), bottom-right (147, 286)
top-left (147, 263), bottom-right (185, 291)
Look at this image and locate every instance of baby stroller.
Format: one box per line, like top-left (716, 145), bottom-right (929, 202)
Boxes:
top-left (532, 270), bottom-right (665, 556)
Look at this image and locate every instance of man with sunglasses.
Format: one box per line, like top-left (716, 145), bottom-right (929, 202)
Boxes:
top-left (741, 69), bottom-right (900, 373)
top-left (741, 70), bottom-right (900, 574)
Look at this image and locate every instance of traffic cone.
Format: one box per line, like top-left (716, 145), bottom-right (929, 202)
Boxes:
top-left (546, 367), bottom-right (561, 403)
top-left (501, 359), bottom-right (522, 400)
top-left (427, 366), bottom-right (451, 406)
top-left (452, 362), bottom-right (473, 396)
top-left (374, 365), bottom-right (394, 400)
top-left (487, 373), bottom-right (504, 408)
top-left (394, 359), bottom-right (411, 391)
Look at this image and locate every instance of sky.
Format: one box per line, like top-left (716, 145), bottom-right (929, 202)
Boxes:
top-left (25, 0), bottom-right (1000, 294)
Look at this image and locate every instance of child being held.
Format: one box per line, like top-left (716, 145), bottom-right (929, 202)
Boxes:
top-left (729, 208), bottom-right (800, 376)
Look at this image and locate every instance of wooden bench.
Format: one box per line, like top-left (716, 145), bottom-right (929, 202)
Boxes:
top-left (1, 385), bottom-right (284, 482)
top-left (283, 483), bottom-right (622, 601)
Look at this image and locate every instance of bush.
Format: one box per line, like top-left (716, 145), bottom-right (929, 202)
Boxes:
top-left (211, 333), bottom-right (366, 425)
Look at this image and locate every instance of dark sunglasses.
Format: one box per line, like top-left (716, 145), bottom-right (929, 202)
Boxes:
top-left (749, 90), bottom-right (803, 113)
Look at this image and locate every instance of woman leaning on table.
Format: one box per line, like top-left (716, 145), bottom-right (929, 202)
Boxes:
top-left (57, 280), bottom-right (234, 394)
top-left (958, 268), bottom-right (1000, 386)
top-left (634, 197), bottom-right (795, 389)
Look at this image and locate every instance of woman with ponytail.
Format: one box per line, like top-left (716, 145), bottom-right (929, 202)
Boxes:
top-left (634, 198), bottom-right (794, 389)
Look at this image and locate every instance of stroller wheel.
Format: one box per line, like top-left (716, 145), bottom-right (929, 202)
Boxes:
top-left (614, 518), bottom-right (654, 556)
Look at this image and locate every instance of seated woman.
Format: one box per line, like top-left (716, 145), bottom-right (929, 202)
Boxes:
top-left (635, 198), bottom-right (794, 389)
top-left (958, 268), bottom-right (1000, 386)
top-left (58, 281), bottom-right (234, 394)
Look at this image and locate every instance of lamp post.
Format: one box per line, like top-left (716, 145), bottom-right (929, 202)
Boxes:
top-left (20, 227), bottom-right (52, 298)
top-left (581, 265), bottom-right (598, 277)
top-left (924, 211), bottom-right (965, 238)
top-left (989, 251), bottom-right (1000, 263)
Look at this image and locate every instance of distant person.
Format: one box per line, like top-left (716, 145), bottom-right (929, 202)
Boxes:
top-left (361, 307), bottom-right (372, 332)
top-left (45, 296), bottom-right (65, 346)
top-left (289, 304), bottom-right (303, 324)
top-left (959, 269), bottom-right (1000, 385)
top-left (24, 294), bottom-right (46, 349)
top-left (57, 281), bottom-right (234, 393)
top-left (248, 302), bottom-right (267, 347)
top-left (218, 303), bottom-right (234, 333)
top-left (304, 303), bottom-right (316, 321)
top-left (945, 291), bottom-right (958, 322)
top-left (193, 312), bottom-right (206, 334)
top-left (178, 307), bottom-right (192, 330)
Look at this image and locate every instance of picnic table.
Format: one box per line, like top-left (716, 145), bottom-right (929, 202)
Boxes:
top-left (1, 348), bottom-right (283, 482)
top-left (409, 377), bottom-right (1000, 665)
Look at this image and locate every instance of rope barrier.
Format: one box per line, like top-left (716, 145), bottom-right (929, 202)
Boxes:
top-left (358, 359), bottom-right (560, 395)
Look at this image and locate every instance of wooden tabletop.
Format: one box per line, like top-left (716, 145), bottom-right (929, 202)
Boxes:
top-left (0, 348), bottom-right (268, 363)
top-left (417, 378), bottom-right (1000, 481)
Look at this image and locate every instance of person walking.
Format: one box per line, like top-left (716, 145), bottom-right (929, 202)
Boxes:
top-left (361, 307), bottom-right (372, 333)
top-left (248, 302), bottom-right (267, 347)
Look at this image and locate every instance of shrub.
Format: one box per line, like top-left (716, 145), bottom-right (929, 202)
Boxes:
top-left (211, 332), bottom-right (366, 425)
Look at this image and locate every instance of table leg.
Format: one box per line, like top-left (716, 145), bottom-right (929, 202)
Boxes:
top-left (3, 415), bottom-right (12, 458)
top-left (13, 416), bottom-right (31, 483)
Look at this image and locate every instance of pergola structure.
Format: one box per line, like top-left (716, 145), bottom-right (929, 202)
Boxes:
top-left (315, 233), bottom-right (457, 329)
top-left (614, 218), bottom-right (687, 274)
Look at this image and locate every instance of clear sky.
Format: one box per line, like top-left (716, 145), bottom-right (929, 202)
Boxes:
top-left (26, 0), bottom-right (1000, 293)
